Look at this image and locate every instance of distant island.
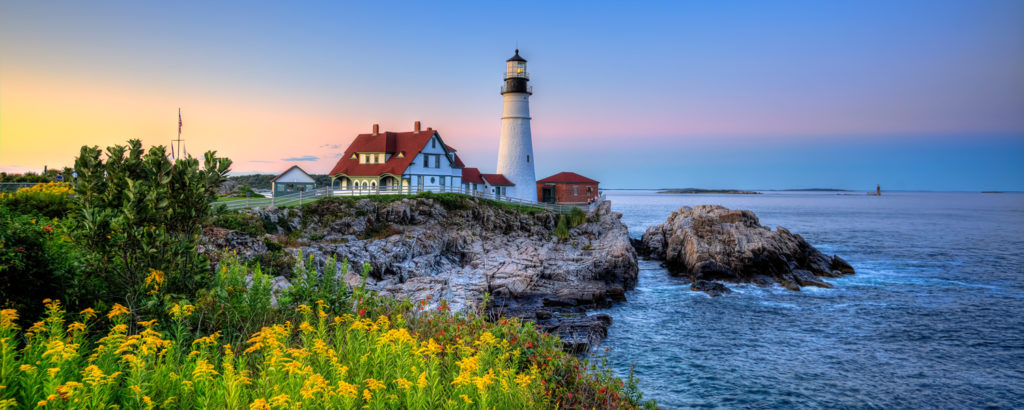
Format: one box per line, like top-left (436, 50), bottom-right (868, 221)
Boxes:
top-left (658, 189), bottom-right (761, 195)
top-left (777, 188), bottom-right (853, 192)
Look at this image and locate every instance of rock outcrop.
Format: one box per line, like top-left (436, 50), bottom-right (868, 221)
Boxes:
top-left (203, 196), bottom-right (638, 350)
top-left (639, 205), bottom-right (854, 292)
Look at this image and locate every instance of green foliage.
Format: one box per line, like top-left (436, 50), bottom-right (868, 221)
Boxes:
top-left (211, 212), bottom-right (267, 237)
top-left (193, 256), bottom-right (276, 343)
top-left (69, 139), bottom-right (232, 313)
top-left (0, 167), bottom-right (72, 183)
top-left (553, 215), bottom-right (571, 240)
top-left (553, 208), bottom-right (587, 241)
top-left (281, 252), bottom-right (367, 315)
top-left (567, 207), bottom-right (587, 227)
top-left (0, 182), bottom-right (75, 219)
top-left (0, 208), bottom-right (98, 322)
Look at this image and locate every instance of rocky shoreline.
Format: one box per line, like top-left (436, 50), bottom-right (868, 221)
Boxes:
top-left (200, 195), bottom-right (638, 352)
top-left (636, 204), bottom-right (855, 295)
top-left (200, 198), bottom-right (855, 351)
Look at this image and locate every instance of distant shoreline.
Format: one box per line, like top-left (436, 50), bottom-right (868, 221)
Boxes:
top-left (657, 189), bottom-right (761, 195)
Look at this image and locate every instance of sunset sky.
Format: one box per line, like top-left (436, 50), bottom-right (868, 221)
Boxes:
top-left (2, 1), bottom-right (1022, 190)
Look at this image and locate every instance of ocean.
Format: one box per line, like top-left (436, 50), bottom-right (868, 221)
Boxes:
top-left (595, 190), bottom-right (1024, 409)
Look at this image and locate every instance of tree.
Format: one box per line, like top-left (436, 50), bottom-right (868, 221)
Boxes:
top-left (71, 139), bottom-right (231, 313)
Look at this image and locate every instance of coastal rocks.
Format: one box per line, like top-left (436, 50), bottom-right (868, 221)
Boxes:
top-left (638, 205), bottom-right (854, 291)
top-left (690, 280), bottom-right (733, 297)
top-left (203, 196), bottom-right (638, 351)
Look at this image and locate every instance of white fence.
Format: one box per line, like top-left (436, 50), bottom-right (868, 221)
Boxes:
top-left (215, 185), bottom-right (604, 214)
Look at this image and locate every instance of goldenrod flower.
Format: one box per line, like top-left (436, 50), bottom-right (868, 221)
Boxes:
top-left (108, 304), bottom-right (130, 319)
top-left (0, 309), bottom-right (17, 328)
top-left (460, 394), bottom-right (473, 404)
top-left (192, 359), bottom-right (219, 381)
top-left (249, 398), bottom-right (270, 410)
top-left (79, 308), bottom-right (97, 320)
top-left (269, 394), bottom-right (290, 407)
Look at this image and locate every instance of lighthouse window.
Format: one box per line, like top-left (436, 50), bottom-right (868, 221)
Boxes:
top-left (526, 155), bottom-right (530, 163)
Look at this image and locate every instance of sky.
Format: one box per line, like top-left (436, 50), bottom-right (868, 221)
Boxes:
top-left (1, 0), bottom-right (1023, 191)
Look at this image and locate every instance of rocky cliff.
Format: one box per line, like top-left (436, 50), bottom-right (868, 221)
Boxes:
top-left (638, 205), bottom-right (854, 294)
top-left (201, 195), bottom-right (638, 350)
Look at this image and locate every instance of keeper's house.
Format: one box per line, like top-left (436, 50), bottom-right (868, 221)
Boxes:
top-left (271, 165), bottom-right (316, 197)
top-left (537, 172), bottom-right (599, 204)
top-left (329, 122), bottom-right (474, 193)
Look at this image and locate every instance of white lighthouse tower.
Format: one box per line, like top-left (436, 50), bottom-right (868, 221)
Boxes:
top-left (496, 49), bottom-right (537, 202)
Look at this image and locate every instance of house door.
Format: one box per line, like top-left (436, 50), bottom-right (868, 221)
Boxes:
top-left (542, 187), bottom-right (554, 203)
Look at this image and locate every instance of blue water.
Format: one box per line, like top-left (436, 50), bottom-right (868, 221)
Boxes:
top-left (596, 190), bottom-right (1024, 409)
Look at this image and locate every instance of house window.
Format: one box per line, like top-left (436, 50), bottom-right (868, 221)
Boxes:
top-left (423, 155), bottom-right (429, 167)
top-left (587, 187), bottom-right (593, 196)
top-left (432, 139), bottom-right (436, 149)
top-left (526, 155), bottom-right (530, 163)
top-left (375, 154), bottom-right (380, 163)
top-left (573, 186), bottom-right (578, 196)
top-left (434, 156), bottom-right (440, 168)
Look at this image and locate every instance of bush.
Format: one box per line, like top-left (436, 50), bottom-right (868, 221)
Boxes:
top-left (69, 139), bottom-right (231, 313)
top-left (211, 212), bottom-right (267, 237)
top-left (0, 208), bottom-right (98, 322)
top-left (0, 182), bottom-right (74, 219)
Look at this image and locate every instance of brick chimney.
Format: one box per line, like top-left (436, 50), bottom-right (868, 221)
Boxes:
top-left (414, 121), bottom-right (421, 133)
top-left (372, 123), bottom-right (379, 136)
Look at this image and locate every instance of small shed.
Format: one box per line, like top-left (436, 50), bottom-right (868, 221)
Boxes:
top-left (537, 172), bottom-right (599, 204)
top-left (271, 165), bottom-right (316, 197)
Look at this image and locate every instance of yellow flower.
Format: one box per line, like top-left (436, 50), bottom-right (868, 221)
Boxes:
top-left (475, 331), bottom-right (498, 347)
top-left (417, 371), bottom-right (428, 389)
top-left (108, 303), bottom-right (130, 319)
top-left (364, 378), bottom-right (385, 391)
top-left (335, 380), bottom-right (358, 399)
top-left (296, 304), bottom-right (312, 315)
top-left (460, 394), bottom-right (473, 404)
top-left (79, 308), bottom-right (97, 320)
top-left (249, 398), bottom-right (270, 410)
top-left (515, 373), bottom-right (534, 390)
top-left (394, 378), bottom-right (413, 391)
top-left (170, 303), bottom-right (195, 320)
top-left (362, 389), bottom-right (372, 401)
top-left (19, 364), bottom-right (36, 374)
top-left (269, 394), bottom-right (290, 407)
top-left (473, 369), bottom-right (495, 393)
top-left (0, 309), bottom-right (17, 328)
top-left (192, 359), bottom-right (219, 381)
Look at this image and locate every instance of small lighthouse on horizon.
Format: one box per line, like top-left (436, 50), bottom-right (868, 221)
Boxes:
top-left (496, 49), bottom-right (537, 202)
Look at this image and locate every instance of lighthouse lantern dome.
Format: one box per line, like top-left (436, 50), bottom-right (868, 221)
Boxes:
top-left (506, 49), bottom-right (528, 79)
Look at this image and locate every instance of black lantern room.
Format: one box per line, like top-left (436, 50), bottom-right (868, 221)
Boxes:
top-left (502, 49), bottom-right (531, 95)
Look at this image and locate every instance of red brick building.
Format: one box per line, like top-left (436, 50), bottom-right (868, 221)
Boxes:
top-left (536, 172), bottom-right (599, 204)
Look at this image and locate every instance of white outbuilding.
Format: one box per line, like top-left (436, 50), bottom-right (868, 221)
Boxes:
top-left (271, 165), bottom-right (316, 197)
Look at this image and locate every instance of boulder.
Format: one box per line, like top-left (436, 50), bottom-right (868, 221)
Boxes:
top-left (639, 205), bottom-right (854, 291)
top-left (690, 280), bottom-right (733, 297)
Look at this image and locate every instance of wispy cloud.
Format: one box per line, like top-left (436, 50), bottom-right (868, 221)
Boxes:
top-left (320, 144), bottom-right (342, 149)
top-left (250, 160), bottom-right (274, 163)
top-left (334, 153), bottom-right (343, 158)
top-left (282, 155), bottom-right (318, 162)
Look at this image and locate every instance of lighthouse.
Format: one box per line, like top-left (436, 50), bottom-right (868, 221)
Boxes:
top-left (496, 49), bottom-right (537, 202)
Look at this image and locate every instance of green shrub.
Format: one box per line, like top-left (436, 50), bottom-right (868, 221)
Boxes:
top-left (69, 139), bottom-right (231, 314)
top-left (211, 212), bottom-right (267, 237)
top-left (553, 215), bottom-right (570, 240)
top-left (567, 207), bottom-right (587, 227)
top-left (0, 182), bottom-right (74, 219)
top-left (0, 208), bottom-right (99, 322)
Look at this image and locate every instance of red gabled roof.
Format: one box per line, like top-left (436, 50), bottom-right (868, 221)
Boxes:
top-left (537, 172), bottom-right (598, 184)
top-left (446, 145), bottom-right (457, 152)
top-left (481, 173), bottom-right (514, 186)
top-left (462, 167), bottom-right (484, 183)
top-left (271, 165), bottom-right (313, 183)
top-left (329, 129), bottom-right (437, 177)
top-left (452, 153), bottom-right (465, 168)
